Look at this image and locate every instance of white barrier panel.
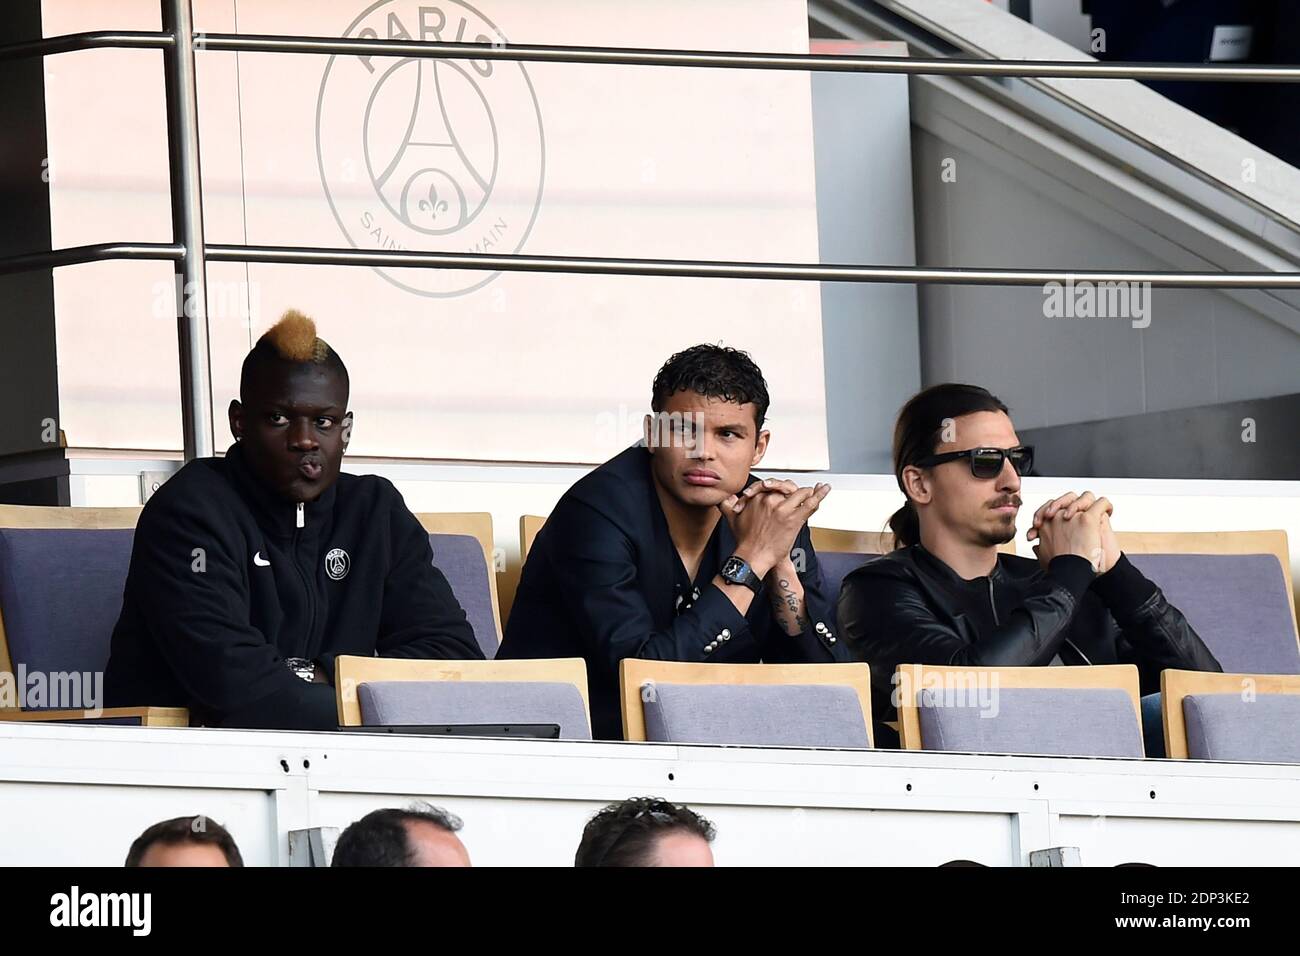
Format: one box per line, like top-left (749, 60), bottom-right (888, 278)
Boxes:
top-left (1, 724), bottom-right (1298, 866)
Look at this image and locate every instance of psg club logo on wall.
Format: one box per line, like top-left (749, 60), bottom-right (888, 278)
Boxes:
top-left (316, 1), bottom-right (546, 297)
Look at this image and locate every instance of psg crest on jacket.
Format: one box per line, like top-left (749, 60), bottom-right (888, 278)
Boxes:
top-left (316, 1), bottom-right (547, 297)
top-left (326, 548), bottom-right (351, 581)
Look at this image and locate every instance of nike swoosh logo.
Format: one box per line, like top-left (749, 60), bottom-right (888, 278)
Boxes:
top-left (253, 552), bottom-right (271, 567)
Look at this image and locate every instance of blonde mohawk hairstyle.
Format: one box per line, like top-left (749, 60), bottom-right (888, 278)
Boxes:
top-left (240, 308), bottom-right (349, 401)
top-left (262, 309), bottom-right (331, 363)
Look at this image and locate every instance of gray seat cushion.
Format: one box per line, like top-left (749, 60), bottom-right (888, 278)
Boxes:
top-left (1126, 553), bottom-right (1300, 674)
top-left (917, 686), bottom-right (1143, 757)
top-left (0, 528), bottom-right (134, 680)
top-left (641, 682), bottom-right (871, 748)
top-left (428, 533), bottom-right (498, 659)
top-left (358, 679), bottom-right (591, 740)
top-left (1183, 693), bottom-right (1300, 763)
top-left (819, 550), bottom-right (872, 607)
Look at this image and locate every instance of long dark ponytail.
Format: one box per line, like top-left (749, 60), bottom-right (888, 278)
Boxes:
top-left (888, 384), bottom-right (1009, 548)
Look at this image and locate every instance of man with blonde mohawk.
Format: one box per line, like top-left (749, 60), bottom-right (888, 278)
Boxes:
top-left (104, 311), bottom-right (482, 729)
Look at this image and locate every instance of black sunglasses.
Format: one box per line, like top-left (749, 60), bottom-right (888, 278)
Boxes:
top-left (915, 445), bottom-right (1034, 480)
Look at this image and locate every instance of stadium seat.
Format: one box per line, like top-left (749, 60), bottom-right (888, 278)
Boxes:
top-left (0, 505), bottom-right (187, 727)
top-left (818, 550), bottom-right (875, 608)
top-left (896, 663), bottom-right (1143, 758)
top-left (520, 514), bottom-right (546, 561)
top-left (619, 659), bottom-right (872, 747)
top-left (810, 526), bottom-right (899, 556)
top-left (415, 512), bottom-right (501, 658)
top-left (1115, 531), bottom-right (1299, 674)
top-left (334, 655), bottom-right (592, 739)
top-left (1161, 669), bottom-right (1300, 762)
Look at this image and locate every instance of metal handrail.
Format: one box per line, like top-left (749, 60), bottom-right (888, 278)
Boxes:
top-left (7, 243), bottom-right (1299, 289)
top-left (8, 29), bottom-right (1300, 81)
top-left (202, 33), bottom-right (1300, 82)
top-left (0, 31), bottom-right (172, 61)
top-left (161, 0), bottom-right (214, 461)
top-left (203, 245), bottom-right (1300, 289)
top-left (0, 243), bottom-right (183, 275)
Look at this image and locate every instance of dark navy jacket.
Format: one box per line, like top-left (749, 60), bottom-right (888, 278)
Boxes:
top-left (497, 445), bottom-right (847, 739)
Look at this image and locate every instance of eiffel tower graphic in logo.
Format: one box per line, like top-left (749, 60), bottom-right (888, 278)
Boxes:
top-left (370, 57), bottom-right (493, 236)
top-left (317, 0), bottom-right (545, 298)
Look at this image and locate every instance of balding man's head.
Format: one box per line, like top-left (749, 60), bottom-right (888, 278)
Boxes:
top-left (403, 818), bottom-right (472, 867)
top-left (331, 804), bottom-right (471, 868)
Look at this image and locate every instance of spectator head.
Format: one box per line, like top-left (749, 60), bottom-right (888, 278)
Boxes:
top-left (230, 309), bottom-right (352, 503)
top-left (575, 797), bottom-right (716, 867)
top-left (125, 815), bottom-right (243, 867)
top-left (889, 383), bottom-right (1026, 550)
top-left (645, 344), bottom-right (771, 509)
top-left (331, 803), bottom-right (471, 867)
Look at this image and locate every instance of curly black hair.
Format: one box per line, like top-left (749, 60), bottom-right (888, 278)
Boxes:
top-left (574, 797), bottom-right (716, 867)
top-left (651, 344), bottom-right (769, 429)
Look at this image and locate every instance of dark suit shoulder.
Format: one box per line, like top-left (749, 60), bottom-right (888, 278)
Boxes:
top-left (562, 445), bottom-right (652, 526)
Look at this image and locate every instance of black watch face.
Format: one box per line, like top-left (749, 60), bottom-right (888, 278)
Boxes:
top-left (722, 556), bottom-right (747, 580)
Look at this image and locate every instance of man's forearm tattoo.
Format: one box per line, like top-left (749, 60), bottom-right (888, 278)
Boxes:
top-left (770, 577), bottom-right (809, 634)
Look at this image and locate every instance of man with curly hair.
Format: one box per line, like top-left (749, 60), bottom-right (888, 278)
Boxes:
top-left (498, 344), bottom-right (847, 740)
top-left (575, 797), bottom-right (716, 867)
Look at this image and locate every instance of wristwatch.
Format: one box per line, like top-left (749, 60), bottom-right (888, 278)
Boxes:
top-left (285, 657), bottom-right (316, 683)
top-left (719, 555), bottom-right (762, 594)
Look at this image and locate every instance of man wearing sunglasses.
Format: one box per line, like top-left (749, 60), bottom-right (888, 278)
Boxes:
top-left (837, 383), bottom-right (1220, 750)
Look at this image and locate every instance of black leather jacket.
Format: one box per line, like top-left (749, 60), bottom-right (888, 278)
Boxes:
top-left (837, 545), bottom-right (1222, 723)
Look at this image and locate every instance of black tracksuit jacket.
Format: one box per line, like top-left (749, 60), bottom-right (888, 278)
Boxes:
top-left (103, 443), bottom-right (482, 728)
